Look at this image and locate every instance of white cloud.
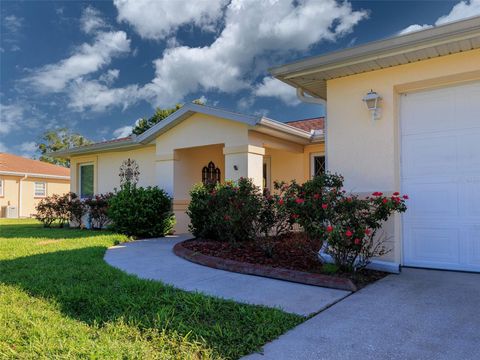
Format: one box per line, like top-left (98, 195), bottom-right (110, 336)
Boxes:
top-left (3, 15), bottom-right (23, 33)
top-left (114, 0), bottom-right (226, 40)
top-left (142, 0), bottom-right (367, 107)
top-left (0, 103), bottom-right (25, 134)
top-left (254, 77), bottom-right (300, 106)
top-left (113, 125), bottom-right (133, 138)
top-left (99, 69), bottom-right (120, 85)
top-left (29, 31), bottom-right (130, 92)
top-left (17, 141), bottom-right (37, 157)
top-left (67, 78), bottom-right (141, 112)
top-left (80, 6), bottom-right (108, 34)
top-left (400, 0), bottom-right (480, 34)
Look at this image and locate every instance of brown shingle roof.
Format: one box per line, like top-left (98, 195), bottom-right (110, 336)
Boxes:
top-left (285, 117), bottom-right (324, 132)
top-left (0, 153), bottom-right (70, 177)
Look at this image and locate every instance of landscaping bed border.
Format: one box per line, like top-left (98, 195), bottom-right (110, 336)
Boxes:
top-left (173, 240), bottom-right (357, 292)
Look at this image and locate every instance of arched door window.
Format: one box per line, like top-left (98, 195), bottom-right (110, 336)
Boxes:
top-left (202, 161), bottom-right (221, 185)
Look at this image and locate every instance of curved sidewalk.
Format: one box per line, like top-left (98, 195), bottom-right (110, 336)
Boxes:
top-left (104, 235), bottom-right (350, 316)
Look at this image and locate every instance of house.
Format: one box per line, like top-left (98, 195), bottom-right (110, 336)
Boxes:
top-left (50, 105), bottom-right (325, 233)
top-left (0, 153), bottom-right (70, 218)
top-left (271, 16), bottom-right (480, 272)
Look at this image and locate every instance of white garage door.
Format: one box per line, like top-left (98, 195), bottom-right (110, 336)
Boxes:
top-left (401, 81), bottom-right (480, 272)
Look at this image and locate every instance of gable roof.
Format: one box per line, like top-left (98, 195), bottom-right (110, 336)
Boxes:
top-left (0, 153), bottom-right (70, 179)
top-left (50, 103), bottom-right (322, 157)
top-left (271, 16), bottom-right (480, 100)
top-left (286, 117), bottom-right (324, 132)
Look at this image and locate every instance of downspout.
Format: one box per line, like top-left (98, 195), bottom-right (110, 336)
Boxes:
top-left (18, 174), bottom-right (28, 218)
top-left (296, 88), bottom-right (328, 169)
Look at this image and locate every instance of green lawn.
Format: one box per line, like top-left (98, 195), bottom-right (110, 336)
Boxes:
top-left (0, 219), bottom-right (303, 359)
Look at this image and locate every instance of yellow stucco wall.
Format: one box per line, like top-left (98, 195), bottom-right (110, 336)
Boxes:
top-left (326, 48), bottom-right (480, 263)
top-left (70, 146), bottom-right (156, 195)
top-left (0, 175), bottom-right (69, 218)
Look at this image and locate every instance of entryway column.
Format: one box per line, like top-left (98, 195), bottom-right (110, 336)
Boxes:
top-left (156, 152), bottom-right (178, 197)
top-left (223, 145), bottom-right (265, 189)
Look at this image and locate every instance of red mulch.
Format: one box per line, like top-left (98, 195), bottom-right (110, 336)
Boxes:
top-left (182, 233), bottom-right (387, 288)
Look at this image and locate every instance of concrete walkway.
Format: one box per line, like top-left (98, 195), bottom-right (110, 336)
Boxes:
top-left (104, 235), bottom-right (350, 316)
top-left (244, 268), bottom-right (480, 360)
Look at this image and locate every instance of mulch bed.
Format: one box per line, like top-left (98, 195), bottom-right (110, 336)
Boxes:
top-left (178, 233), bottom-right (388, 291)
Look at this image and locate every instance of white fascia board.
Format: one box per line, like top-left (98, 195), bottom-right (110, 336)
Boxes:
top-left (47, 138), bottom-right (137, 158)
top-left (0, 170), bottom-right (70, 180)
top-left (256, 117), bottom-right (313, 140)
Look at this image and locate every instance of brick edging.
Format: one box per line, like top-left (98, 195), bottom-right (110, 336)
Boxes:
top-left (173, 241), bottom-right (357, 292)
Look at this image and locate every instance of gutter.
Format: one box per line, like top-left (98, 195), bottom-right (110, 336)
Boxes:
top-left (0, 171), bottom-right (69, 180)
top-left (256, 117), bottom-right (313, 139)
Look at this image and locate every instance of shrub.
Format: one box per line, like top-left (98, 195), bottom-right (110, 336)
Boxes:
top-left (187, 178), bottom-right (263, 244)
top-left (324, 192), bottom-right (407, 272)
top-left (35, 195), bottom-right (59, 227)
top-left (84, 193), bottom-right (112, 229)
top-left (108, 183), bottom-right (175, 238)
top-left (67, 192), bottom-right (87, 228)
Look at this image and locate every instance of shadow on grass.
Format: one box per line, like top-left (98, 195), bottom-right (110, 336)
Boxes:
top-left (0, 244), bottom-right (302, 359)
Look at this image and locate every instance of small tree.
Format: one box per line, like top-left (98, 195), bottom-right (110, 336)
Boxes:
top-left (84, 193), bottom-right (112, 229)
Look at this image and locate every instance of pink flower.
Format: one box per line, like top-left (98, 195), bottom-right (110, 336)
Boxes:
top-left (295, 198), bottom-right (304, 204)
top-left (278, 199), bottom-right (284, 206)
top-left (224, 215), bottom-right (231, 221)
top-left (313, 193), bottom-right (320, 200)
top-left (354, 238), bottom-right (361, 245)
top-left (322, 203), bottom-right (328, 210)
top-left (365, 228), bottom-right (371, 236)
top-left (382, 198), bottom-right (388, 204)
top-left (326, 225), bottom-right (334, 233)
top-left (403, 194), bottom-right (409, 200)
top-left (372, 191), bottom-right (383, 197)
top-left (345, 230), bottom-right (353, 237)
top-left (393, 191), bottom-right (400, 196)
top-left (291, 214), bottom-right (300, 219)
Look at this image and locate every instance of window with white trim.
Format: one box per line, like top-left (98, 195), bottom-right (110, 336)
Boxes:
top-left (79, 163), bottom-right (94, 199)
top-left (310, 153), bottom-right (326, 178)
top-left (34, 182), bottom-right (47, 197)
top-left (0, 178), bottom-right (4, 197)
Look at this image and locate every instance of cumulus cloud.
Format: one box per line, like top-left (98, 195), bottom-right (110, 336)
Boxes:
top-left (400, 0), bottom-right (480, 34)
top-left (142, 0), bottom-right (367, 107)
top-left (28, 31), bottom-right (130, 92)
top-left (254, 77), bottom-right (300, 106)
top-left (3, 14), bottom-right (23, 34)
top-left (113, 125), bottom-right (133, 138)
top-left (0, 103), bottom-right (25, 134)
top-left (67, 78), bottom-right (141, 112)
top-left (114, 0), bottom-right (226, 40)
top-left (80, 6), bottom-right (108, 34)
top-left (2, 14), bottom-right (24, 51)
top-left (17, 141), bottom-right (37, 157)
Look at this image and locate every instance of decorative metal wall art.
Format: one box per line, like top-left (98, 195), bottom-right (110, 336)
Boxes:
top-left (119, 158), bottom-right (140, 185)
top-left (202, 161), bottom-right (221, 185)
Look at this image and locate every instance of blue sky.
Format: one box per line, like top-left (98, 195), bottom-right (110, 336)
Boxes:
top-left (1, 0), bottom-right (479, 158)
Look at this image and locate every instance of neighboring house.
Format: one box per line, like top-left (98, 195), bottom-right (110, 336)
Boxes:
top-left (51, 105), bottom-right (325, 233)
top-left (0, 153), bottom-right (70, 218)
top-left (271, 17), bottom-right (480, 272)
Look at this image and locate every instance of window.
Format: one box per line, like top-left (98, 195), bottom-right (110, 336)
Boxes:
top-left (0, 178), bottom-right (4, 197)
top-left (310, 153), bottom-right (326, 178)
top-left (34, 182), bottom-right (46, 197)
top-left (202, 161), bottom-right (220, 185)
top-left (79, 163), bottom-right (94, 199)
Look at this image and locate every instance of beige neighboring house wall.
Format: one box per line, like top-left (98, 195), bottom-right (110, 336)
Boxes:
top-left (0, 153), bottom-right (70, 218)
top-left (271, 17), bottom-right (480, 270)
top-left (55, 104), bottom-right (325, 234)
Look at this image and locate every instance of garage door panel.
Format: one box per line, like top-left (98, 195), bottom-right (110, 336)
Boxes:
top-left (402, 135), bottom-right (456, 178)
top-left (406, 226), bottom-right (460, 264)
top-left (401, 81), bottom-right (480, 272)
top-left (404, 183), bottom-right (458, 217)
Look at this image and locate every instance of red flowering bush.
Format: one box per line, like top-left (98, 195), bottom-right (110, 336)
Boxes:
top-left (187, 178), bottom-right (263, 244)
top-left (35, 192), bottom-right (86, 228)
top-left (283, 173), bottom-right (408, 272)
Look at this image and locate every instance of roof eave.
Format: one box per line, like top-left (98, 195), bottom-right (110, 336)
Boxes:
top-left (0, 170), bottom-right (70, 180)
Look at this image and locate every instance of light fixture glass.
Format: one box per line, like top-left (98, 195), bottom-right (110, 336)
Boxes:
top-left (362, 90), bottom-right (381, 120)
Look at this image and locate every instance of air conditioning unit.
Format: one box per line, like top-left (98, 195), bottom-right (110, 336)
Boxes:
top-left (5, 206), bottom-right (18, 218)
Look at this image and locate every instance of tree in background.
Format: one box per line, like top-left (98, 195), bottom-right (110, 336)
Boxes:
top-left (37, 128), bottom-right (92, 167)
top-left (132, 99), bottom-right (204, 135)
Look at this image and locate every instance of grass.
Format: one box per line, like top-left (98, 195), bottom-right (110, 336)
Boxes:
top-left (0, 219), bottom-right (303, 359)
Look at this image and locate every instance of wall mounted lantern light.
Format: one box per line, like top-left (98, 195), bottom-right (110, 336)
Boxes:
top-left (362, 90), bottom-right (381, 121)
